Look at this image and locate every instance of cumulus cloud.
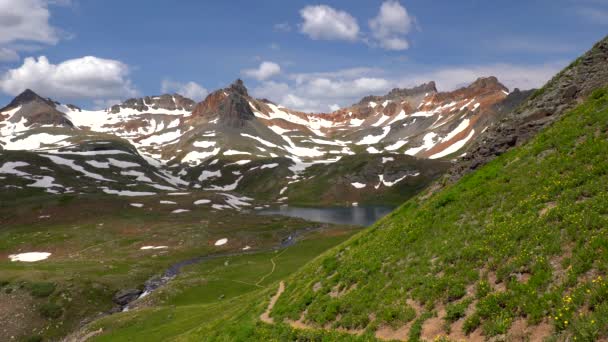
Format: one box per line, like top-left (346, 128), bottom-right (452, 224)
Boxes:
top-left (252, 67), bottom-right (391, 113)
top-left (161, 79), bottom-right (208, 101)
top-left (299, 5), bottom-right (359, 41)
top-left (242, 61), bottom-right (281, 81)
top-left (369, 0), bottom-right (414, 50)
top-left (0, 55), bottom-right (137, 100)
top-left (0, 0), bottom-right (60, 45)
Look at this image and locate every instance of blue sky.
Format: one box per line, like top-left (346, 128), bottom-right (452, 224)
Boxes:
top-left (0, 0), bottom-right (606, 112)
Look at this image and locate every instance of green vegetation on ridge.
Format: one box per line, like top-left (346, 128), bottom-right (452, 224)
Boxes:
top-left (89, 87), bottom-right (608, 341)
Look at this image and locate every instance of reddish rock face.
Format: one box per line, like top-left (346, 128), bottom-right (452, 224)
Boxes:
top-left (189, 79), bottom-right (254, 128)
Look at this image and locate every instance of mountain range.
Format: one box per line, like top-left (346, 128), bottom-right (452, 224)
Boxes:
top-left (0, 74), bottom-right (533, 206)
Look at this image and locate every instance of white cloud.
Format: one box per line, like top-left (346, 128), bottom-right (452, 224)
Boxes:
top-left (161, 79), bottom-right (208, 101)
top-left (0, 0), bottom-right (61, 45)
top-left (398, 62), bottom-right (567, 91)
top-left (242, 61), bottom-right (281, 81)
top-left (369, 0), bottom-right (413, 50)
top-left (300, 5), bottom-right (359, 41)
top-left (0, 55), bottom-right (137, 100)
top-left (253, 68), bottom-right (391, 113)
top-left (0, 47), bottom-right (19, 62)
top-left (329, 104), bottom-right (340, 111)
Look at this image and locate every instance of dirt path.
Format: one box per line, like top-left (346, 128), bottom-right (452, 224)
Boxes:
top-left (256, 248), bottom-right (288, 286)
top-left (260, 281), bottom-right (285, 324)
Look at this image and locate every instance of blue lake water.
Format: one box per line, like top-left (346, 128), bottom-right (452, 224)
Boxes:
top-left (258, 205), bottom-right (394, 226)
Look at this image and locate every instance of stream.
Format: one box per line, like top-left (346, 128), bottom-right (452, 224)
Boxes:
top-left (121, 205), bottom-right (393, 311)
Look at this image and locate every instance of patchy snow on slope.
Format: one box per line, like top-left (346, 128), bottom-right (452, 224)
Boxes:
top-left (42, 155), bottom-right (114, 181)
top-left (368, 101), bottom-right (377, 108)
top-left (227, 160), bottom-right (251, 166)
top-left (405, 132), bottom-right (438, 156)
top-left (86, 160), bottom-right (110, 168)
top-left (367, 146), bottom-right (381, 154)
top-left (0, 161), bottom-right (30, 176)
top-left (194, 199), bottom-right (211, 205)
top-left (387, 110), bottom-right (407, 125)
top-left (205, 175), bottom-right (243, 191)
top-left (26, 176), bottom-right (63, 193)
top-left (382, 157), bottom-right (394, 163)
top-left (281, 135), bottom-right (324, 157)
top-left (3, 133), bottom-right (71, 150)
top-left (372, 114), bottom-right (390, 127)
top-left (440, 119), bottom-right (470, 143)
top-left (171, 209), bottom-right (190, 214)
top-left (308, 137), bottom-right (350, 146)
top-left (199, 170), bottom-right (221, 181)
top-left (182, 148), bottom-right (220, 164)
top-left (268, 125), bottom-right (292, 135)
top-left (260, 163), bottom-right (279, 169)
top-left (214, 238), bottom-right (228, 246)
top-left (349, 118), bottom-right (365, 127)
top-left (221, 193), bottom-right (252, 209)
top-left (385, 140), bottom-right (408, 151)
top-left (101, 187), bottom-right (156, 196)
top-left (224, 150), bottom-right (251, 156)
top-left (120, 170), bottom-right (153, 183)
top-left (459, 99), bottom-right (475, 111)
top-left (140, 246), bottom-right (167, 250)
top-left (429, 129), bottom-right (475, 159)
top-left (241, 133), bottom-right (279, 148)
top-left (130, 203), bottom-right (144, 207)
top-left (139, 129), bottom-right (182, 146)
top-left (160, 200), bottom-right (177, 204)
top-left (356, 126), bottom-right (391, 145)
top-left (8, 252), bottom-right (51, 262)
top-left (193, 140), bottom-right (216, 148)
top-left (351, 182), bottom-right (366, 189)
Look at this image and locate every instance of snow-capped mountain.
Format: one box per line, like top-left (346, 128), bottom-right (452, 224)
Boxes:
top-left (0, 77), bottom-right (531, 205)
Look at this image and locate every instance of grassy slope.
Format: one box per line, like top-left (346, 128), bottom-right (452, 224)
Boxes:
top-left (286, 154), bottom-right (449, 207)
top-left (0, 192), bottom-right (343, 341)
top-left (90, 88), bottom-right (608, 341)
top-left (268, 88), bottom-right (608, 339)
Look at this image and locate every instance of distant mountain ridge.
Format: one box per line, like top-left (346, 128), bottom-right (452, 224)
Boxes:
top-left (0, 74), bottom-right (530, 205)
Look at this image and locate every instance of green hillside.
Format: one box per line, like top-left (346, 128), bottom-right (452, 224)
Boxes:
top-left (87, 89), bottom-right (608, 340)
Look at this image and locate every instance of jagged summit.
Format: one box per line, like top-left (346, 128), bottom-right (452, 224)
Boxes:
top-left (386, 81), bottom-right (438, 99)
top-left (190, 79), bottom-right (254, 127)
top-left (0, 89), bottom-right (55, 112)
top-left (109, 94), bottom-right (196, 113)
top-left (467, 76), bottom-right (508, 92)
top-left (228, 79), bottom-right (248, 97)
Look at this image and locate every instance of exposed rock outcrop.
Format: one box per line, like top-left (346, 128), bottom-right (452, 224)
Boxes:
top-left (449, 35), bottom-right (608, 181)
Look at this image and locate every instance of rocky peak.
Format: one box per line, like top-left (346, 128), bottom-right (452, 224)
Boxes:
top-left (1, 89), bottom-right (55, 112)
top-left (228, 79), bottom-right (248, 97)
top-left (386, 81), bottom-right (438, 99)
top-left (109, 94), bottom-right (196, 114)
top-left (0, 89), bottom-right (74, 128)
top-left (190, 80), bottom-right (254, 128)
top-left (467, 76), bottom-right (508, 93)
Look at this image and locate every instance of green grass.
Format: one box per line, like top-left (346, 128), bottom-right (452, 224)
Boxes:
top-left (0, 192), bottom-right (344, 341)
top-left (84, 86), bottom-right (608, 341)
top-left (265, 87), bottom-right (608, 340)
